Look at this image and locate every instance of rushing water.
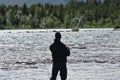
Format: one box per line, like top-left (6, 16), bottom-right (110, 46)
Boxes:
top-left (0, 29), bottom-right (120, 80)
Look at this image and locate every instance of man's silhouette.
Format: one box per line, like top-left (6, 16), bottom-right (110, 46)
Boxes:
top-left (50, 32), bottom-right (70, 80)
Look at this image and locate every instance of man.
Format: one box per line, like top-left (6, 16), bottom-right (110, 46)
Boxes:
top-left (50, 32), bottom-right (70, 80)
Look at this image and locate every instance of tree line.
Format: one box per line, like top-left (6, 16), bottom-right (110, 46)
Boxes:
top-left (0, 0), bottom-right (120, 29)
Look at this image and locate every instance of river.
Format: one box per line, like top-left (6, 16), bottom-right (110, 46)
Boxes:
top-left (0, 29), bottom-right (120, 80)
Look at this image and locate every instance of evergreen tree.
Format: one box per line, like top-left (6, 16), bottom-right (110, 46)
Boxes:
top-left (22, 3), bottom-right (28, 15)
top-left (6, 9), bottom-right (14, 25)
top-left (0, 5), bottom-right (6, 16)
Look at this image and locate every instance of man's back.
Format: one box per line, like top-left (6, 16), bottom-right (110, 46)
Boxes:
top-left (50, 40), bottom-right (68, 63)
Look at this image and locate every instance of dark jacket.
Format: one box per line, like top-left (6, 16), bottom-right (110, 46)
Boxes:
top-left (50, 39), bottom-right (70, 63)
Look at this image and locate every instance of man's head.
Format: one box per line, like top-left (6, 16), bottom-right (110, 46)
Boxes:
top-left (55, 32), bottom-right (61, 40)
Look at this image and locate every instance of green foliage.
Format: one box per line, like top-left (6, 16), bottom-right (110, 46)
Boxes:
top-left (64, 15), bottom-right (71, 28)
top-left (41, 15), bottom-right (61, 28)
top-left (6, 9), bottom-right (15, 26)
top-left (98, 17), bottom-right (105, 27)
top-left (114, 25), bottom-right (120, 30)
top-left (22, 3), bottom-right (28, 15)
top-left (19, 24), bottom-right (31, 29)
top-left (0, 0), bottom-right (120, 29)
top-left (0, 14), bottom-right (4, 29)
top-left (0, 5), bottom-right (6, 16)
top-left (0, 14), bottom-right (3, 24)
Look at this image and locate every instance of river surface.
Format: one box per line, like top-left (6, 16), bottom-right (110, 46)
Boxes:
top-left (0, 29), bottom-right (120, 80)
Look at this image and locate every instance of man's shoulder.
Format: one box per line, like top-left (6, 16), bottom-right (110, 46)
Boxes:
top-left (60, 41), bottom-right (66, 46)
top-left (59, 42), bottom-right (66, 48)
top-left (50, 41), bottom-right (66, 48)
top-left (50, 42), bottom-right (55, 48)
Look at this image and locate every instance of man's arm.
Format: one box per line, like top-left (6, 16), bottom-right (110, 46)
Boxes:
top-left (66, 47), bottom-right (70, 56)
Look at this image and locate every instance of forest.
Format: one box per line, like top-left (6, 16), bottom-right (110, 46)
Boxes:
top-left (0, 0), bottom-right (120, 29)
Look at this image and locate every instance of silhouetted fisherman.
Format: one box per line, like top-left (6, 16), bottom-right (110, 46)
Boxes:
top-left (50, 32), bottom-right (70, 80)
